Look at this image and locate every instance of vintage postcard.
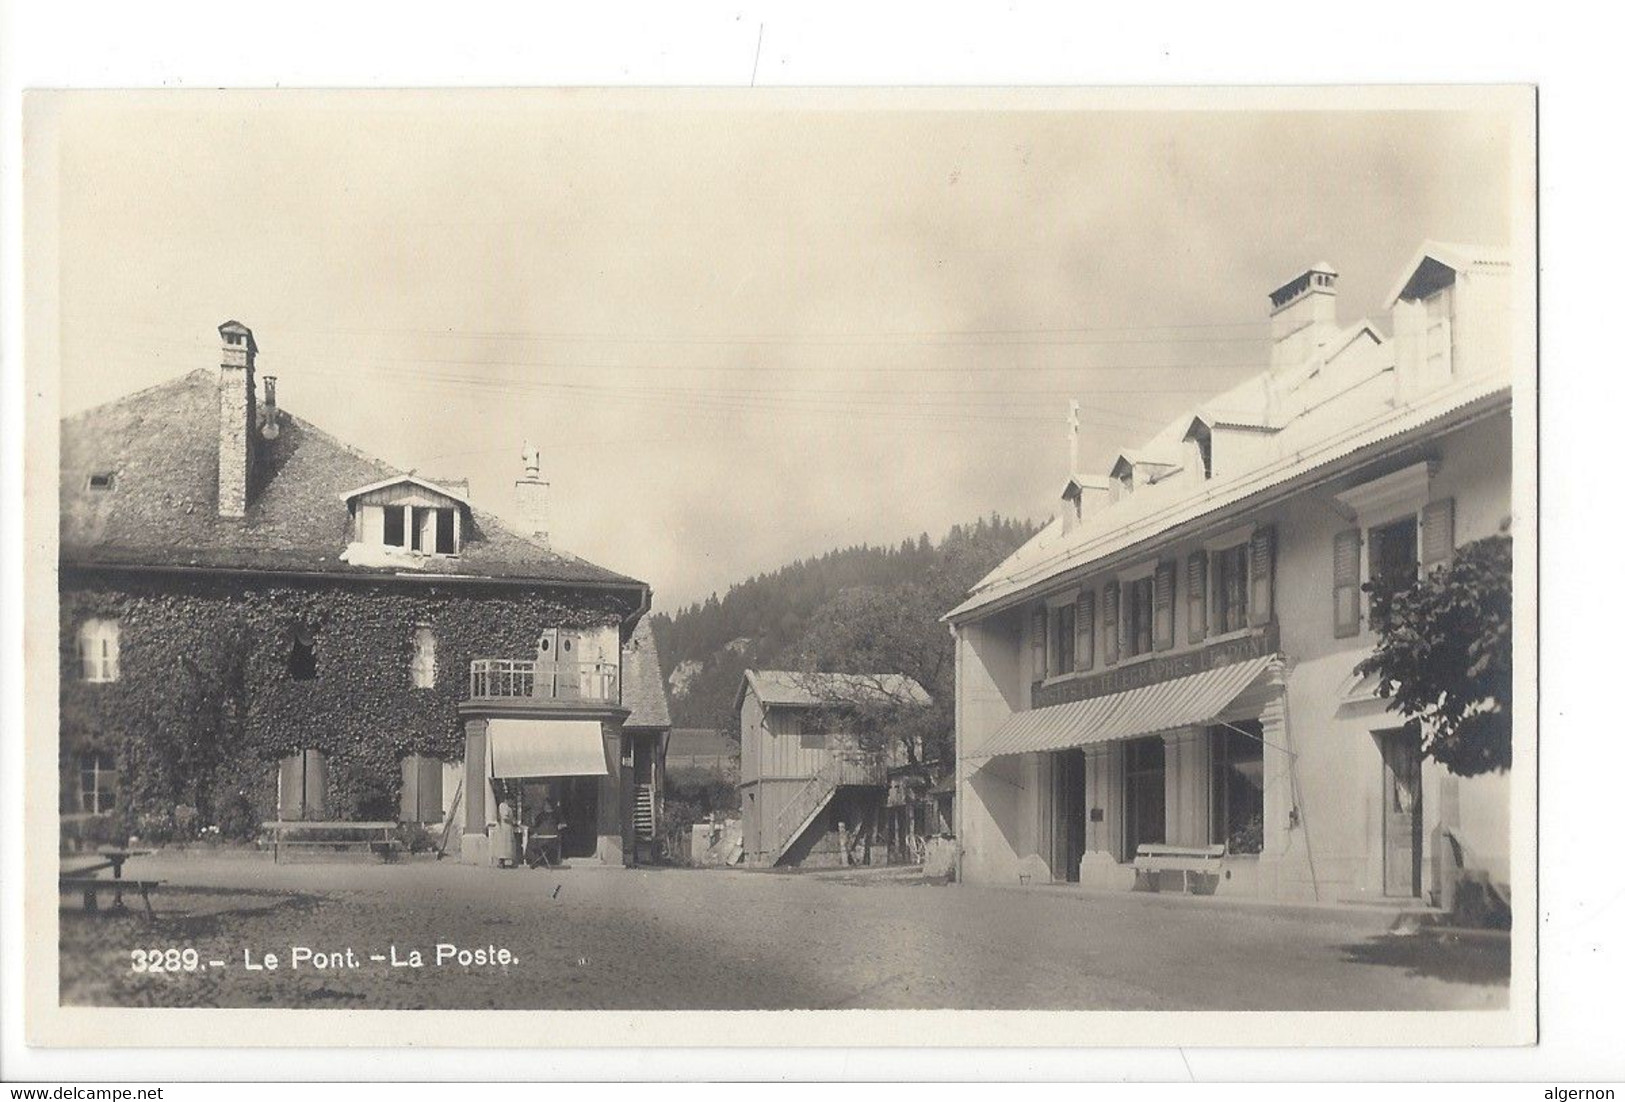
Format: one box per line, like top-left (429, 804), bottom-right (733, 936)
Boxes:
top-left (21, 86), bottom-right (1537, 1049)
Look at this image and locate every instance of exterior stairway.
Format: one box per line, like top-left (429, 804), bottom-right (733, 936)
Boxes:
top-left (766, 754), bottom-right (884, 867)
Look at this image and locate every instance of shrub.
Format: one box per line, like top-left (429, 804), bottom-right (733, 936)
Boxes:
top-left (214, 790), bottom-right (260, 842)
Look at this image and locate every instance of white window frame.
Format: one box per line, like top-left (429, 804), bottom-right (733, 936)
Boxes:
top-left (1204, 527), bottom-right (1255, 641)
top-left (78, 750), bottom-right (117, 814)
top-left (77, 618), bottom-right (120, 683)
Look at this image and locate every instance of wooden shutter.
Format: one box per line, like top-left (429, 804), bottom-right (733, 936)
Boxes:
top-left (278, 754), bottom-right (304, 820)
top-left (422, 757), bottom-right (444, 823)
top-left (1153, 561), bottom-right (1176, 651)
top-left (1248, 526), bottom-right (1276, 627)
top-left (303, 749), bottom-right (328, 820)
top-left (1102, 581), bottom-right (1120, 666)
top-left (1186, 550), bottom-right (1208, 644)
top-left (1421, 497), bottom-right (1456, 574)
top-left (400, 755), bottom-right (419, 820)
top-left (1333, 528), bottom-right (1362, 638)
top-left (1030, 607), bottom-right (1048, 679)
top-left (1076, 590), bottom-right (1095, 671)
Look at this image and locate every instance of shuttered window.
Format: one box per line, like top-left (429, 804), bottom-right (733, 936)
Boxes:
top-left (277, 749), bottom-right (328, 821)
top-left (1332, 528), bottom-right (1363, 638)
top-left (1186, 551), bottom-right (1208, 643)
top-left (1128, 576), bottom-right (1155, 658)
top-left (1152, 561), bottom-right (1177, 652)
top-left (1215, 544), bottom-right (1249, 634)
top-left (399, 753), bottom-right (445, 823)
top-left (1055, 602), bottom-right (1076, 674)
top-left (1102, 581), bottom-right (1120, 666)
top-left (1421, 497), bottom-right (1456, 574)
top-left (1076, 590), bottom-right (1095, 672)
top-left (1248, 526), bottom-right (1276, 627)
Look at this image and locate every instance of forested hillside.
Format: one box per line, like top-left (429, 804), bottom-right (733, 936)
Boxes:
top-left (649, 515), bottom-right (1040, 738)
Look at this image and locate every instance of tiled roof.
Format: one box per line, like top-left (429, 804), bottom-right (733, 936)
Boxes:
top-left (736, 669), bottom-right (932, 713)
top-left (60, 368), bottom-right (643, 588)
top-left (620, 616), bottom-right (672, 729)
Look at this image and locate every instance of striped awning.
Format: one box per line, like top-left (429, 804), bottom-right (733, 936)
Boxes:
top-left (967, 655), bottom-right (1278, 766)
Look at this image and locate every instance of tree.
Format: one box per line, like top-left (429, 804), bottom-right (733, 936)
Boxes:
top-left (1356, 533), bottom-right (1513, 776)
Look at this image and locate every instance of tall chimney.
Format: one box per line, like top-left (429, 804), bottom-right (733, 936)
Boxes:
top-left (260, 375), bottom-right (280, 440)
top-left (514, 442), bottom-right (551, 549)
top-left (216, 320), bottom-right (257, 518)
top-left (1268, 262), bottom-right (1339, 370)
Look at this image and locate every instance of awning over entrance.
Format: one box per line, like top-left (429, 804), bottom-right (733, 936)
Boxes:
top-left (488, 718), bottom-right (609, 779)
top-left (968, 655), bottom-right (1278, 766)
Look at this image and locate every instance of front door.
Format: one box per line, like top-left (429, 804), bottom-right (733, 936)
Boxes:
top-left (1380, 727), bottom-right (1423, 897)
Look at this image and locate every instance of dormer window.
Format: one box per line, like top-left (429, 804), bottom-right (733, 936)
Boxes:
top-left (1184, 421), bottom-right (1214, 481)
top-left (343, 475), bottom-right (468, 560)
top-left (1112, 469), bottom-right (1133, 503)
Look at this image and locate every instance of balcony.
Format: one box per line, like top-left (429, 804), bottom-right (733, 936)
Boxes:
top-left (468, 658), bottom-right (619, 704)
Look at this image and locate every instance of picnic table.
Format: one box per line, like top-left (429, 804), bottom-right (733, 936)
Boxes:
top-left (60, 848), bottom-right (158, 917)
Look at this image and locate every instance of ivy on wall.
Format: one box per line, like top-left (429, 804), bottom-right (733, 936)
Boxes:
top-left (59, 570), bottom-right (637, 832)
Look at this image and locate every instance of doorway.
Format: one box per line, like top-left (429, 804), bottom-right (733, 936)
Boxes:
top-left (1054, 748), bottom-right (1087, 882)
top-left (1123, 737), bottom-right (1166, 858)
top-left (1379, 727), bottom-right (1423, 897)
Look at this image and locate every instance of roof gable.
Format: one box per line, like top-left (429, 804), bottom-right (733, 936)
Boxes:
top-left (340, 474), bottom-right (472, 509)
top-left (735, 669), bottom-right (932, 714)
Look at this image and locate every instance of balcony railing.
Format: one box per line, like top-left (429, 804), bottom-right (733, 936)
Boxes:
top-left (468, 658), bottom-right (619, 703)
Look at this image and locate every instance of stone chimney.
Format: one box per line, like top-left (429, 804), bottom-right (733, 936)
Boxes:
top-left (1268, 262), bottom-right (1339, 370)
top-left (260, 375), bottom-right (281, 441)
top-left (216, 320), bottom-right (257, 518)
top-left (514, 442), bottom-right (551, 549)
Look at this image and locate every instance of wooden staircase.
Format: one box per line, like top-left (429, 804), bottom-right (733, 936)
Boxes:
top-left (634, 784), bottom-right (656, 842)
top-left (767, 754), bottom-right (883, 867)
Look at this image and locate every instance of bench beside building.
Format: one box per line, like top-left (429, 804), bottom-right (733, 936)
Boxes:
top-left (59, 321), bottom-right (672, 866)
top-left (945, 244), bottom-right (1518, 905)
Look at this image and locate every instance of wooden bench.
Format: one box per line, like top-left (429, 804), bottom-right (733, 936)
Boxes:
top-left (1132, 844), bottom-right (1226, 893)
top-left (260, 821), bottom-right (403, 863)
top-left (60, 874), bottom-right (163, 919)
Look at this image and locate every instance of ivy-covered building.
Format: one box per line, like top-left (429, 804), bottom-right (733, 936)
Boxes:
top-left (59, 321), bottom-right (672, 867)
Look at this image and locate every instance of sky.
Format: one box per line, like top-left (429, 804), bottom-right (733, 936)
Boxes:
top-left (47, 92), bottom-right (1519, 612)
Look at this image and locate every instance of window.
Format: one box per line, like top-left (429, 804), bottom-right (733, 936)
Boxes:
top-left (1368, 516), bottom-right (1419, 631)
top-left (1053, 602), bottom-right (1075, 675)
top-left (76, 751), bottom-right (118, 814)
top-left (411, 626), bottom-right (436, 689)
top-left (1075, 591), bottom-right (1095, 672)
top-left (1125, 576), bottom-right (1155, 657)
top-left (289, 624), bottom-right (318, 680)
top-left (383, 505), bottom-right (406, 547)
top-left (1211, 723), bottom-right (1264, 854)
top-left (87, 471), bottom-right (116, 491)
top-left (435, 508), bottom-right (456, 554)
top-left (1214, 544), bottom-right (1249, 634)
top-left (1187, 423), bottom-right (1213, 481)
top-left (1112, 469), bottom-right (1133, 502)
top-left (76, 618), bottom-right (120, 683)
